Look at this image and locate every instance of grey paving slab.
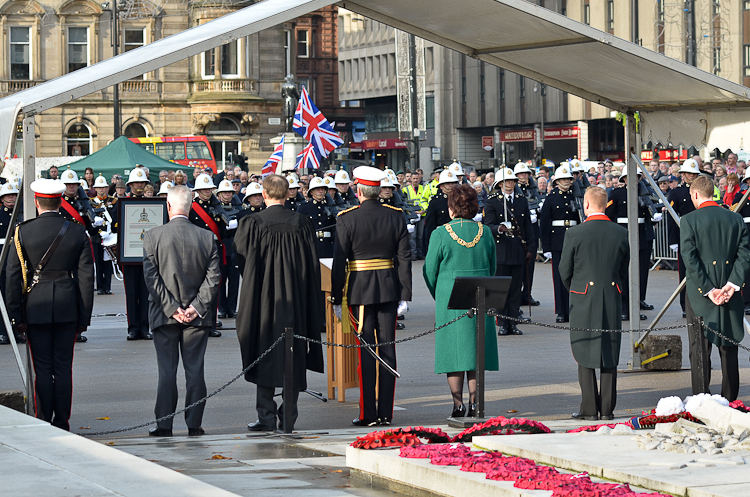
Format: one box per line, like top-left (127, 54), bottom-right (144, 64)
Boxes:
top-left (475, 432), bottom-right (750, 496)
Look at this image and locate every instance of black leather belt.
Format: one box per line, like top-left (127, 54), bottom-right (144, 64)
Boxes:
top-left (36, 271), bottom-right (73, 280)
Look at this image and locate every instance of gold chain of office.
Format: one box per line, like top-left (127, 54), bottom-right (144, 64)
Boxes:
top-left (445, 222), bottom-right (483, 248)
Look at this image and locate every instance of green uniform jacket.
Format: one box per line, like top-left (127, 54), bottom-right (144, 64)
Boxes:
top-left (423, 219), bottom-right (499, 374)
top-left (559, 216), bottom-right (629, 369)
top-left (681, 203), bottom-right (750, 346)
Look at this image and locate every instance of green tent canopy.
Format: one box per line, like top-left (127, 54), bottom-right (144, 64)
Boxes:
top-left (62, 136), bottom-right (194, 183)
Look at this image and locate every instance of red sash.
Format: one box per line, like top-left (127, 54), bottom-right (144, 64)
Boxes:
top-left (61, 199), bottom-right (86, 225)
top-left (192, 201), bottom-right (226, 264)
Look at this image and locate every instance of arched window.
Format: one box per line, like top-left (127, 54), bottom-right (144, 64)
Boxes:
top-left (67, 123), bottom-right (91, 156)
top-left (206, 117), bottom-right (241, 135)
top-left (124, 122), bottom-right (148, 138)
top-left (205, 116), bottom-right (241, 168)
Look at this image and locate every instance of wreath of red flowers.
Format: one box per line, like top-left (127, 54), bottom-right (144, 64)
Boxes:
top-left (730, 399), bottom-right (750, 413)
top-left (451, 416), bottom-right (551, 442)
top-left (629, 410), bottom-right (701, 429)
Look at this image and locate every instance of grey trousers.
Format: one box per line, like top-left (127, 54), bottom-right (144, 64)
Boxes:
top-left (256, 386), bottom-right (299, 430)
top-left (578, 364), bottom-right (617, 418)
top-left (153, 324), bottom-right (209, 429)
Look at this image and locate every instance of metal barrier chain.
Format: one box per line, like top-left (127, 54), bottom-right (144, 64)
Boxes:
top-left (296, 310), bottom-right (472, 348)
top-left (493, 313), bottom-right (687, 334)
top-left (702, 323), bottom-right (750, 353)
top-left (83, 334), bottom-right (285, 437)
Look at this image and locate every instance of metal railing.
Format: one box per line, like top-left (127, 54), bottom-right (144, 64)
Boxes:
top-left (651, 217), bottom-right (676, 268)
top-left (192, 79), bottom-right (257, 93)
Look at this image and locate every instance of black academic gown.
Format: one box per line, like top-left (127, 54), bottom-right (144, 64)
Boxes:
top-left (233, 205), bottom-right (325, 389)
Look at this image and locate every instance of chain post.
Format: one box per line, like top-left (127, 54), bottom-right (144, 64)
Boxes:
top-left (283, 327), bottom-right (294, 434)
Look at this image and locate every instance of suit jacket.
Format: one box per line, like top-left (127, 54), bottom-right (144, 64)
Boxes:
top-left (681, 202), bottom-right (750, 346)
top-left (6, 211), bottom-right (94, 326)
top-left (142, 216), bottom-right (220, 330)
top-left (559, 216), bottom-right (629, 369)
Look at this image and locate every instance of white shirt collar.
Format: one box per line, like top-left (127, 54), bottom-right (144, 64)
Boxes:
top-left (170, 214), bottom-right (188, 220)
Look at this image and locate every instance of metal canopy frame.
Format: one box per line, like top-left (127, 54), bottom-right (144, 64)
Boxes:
top-left (2, 0), bottom-right (747, 378)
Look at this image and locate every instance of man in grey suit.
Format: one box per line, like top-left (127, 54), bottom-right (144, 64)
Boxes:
top-left (143, 185), bottom-right (221, 437)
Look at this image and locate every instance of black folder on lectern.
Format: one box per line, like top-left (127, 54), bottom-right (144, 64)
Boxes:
top-left (447, 276), bottom-right (512, 311)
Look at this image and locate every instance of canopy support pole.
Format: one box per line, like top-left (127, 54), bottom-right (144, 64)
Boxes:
top-left (625, 112), bottom-right (641, 370)
top-left (21, 114), bottom-right (35, 414)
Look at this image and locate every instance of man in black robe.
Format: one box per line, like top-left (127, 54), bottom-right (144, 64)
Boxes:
top-left (234, 174), bottom-right (324, 432)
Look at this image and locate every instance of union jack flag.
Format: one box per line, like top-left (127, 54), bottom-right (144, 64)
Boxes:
top-left (295, 142), bottom-right (321, 170)
top-left (293, 86), bottom-right (344, 158)
top-left (262, 135), bottom-right (284, 177)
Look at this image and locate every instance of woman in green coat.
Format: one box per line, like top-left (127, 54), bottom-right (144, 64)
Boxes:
top-left (423, 184), bottom-right (499, 418)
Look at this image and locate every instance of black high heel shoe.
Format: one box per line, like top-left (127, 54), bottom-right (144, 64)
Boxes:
top-left (451, 404), bottom-right (466, 418)
top-left (467, 403), bottom-right (477, 418)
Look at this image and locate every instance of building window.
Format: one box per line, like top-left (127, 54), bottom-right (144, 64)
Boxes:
top-left (607, 0), bottom-right (614, 33)
top-left (745, 0), bottom-right (750, 9)
top-left (67, 123), bottom-right (91, 156)
top-left (284, 30), bottom-right (292, 75)
top-left (519, 76), bottom-right (525, 98)
top-left (297, 29), bottom-right (310, 58)
top-left (10, 27), bottom-right (30, 80)
top-left (68, 27), bottom-right (88, 73)
top-left (202, 40), bottom-right (241, 79)
top-left (425, 94), bottom-right (434, 129)
top-left (124, 29), bottom-right (145, 80)
top-left (744, 45), bottom-right (750, 76)
top-left (299, 77), bottom-right (315, 99)
top-left (480, 62), bottom-right (485, 102)
top-left (713, 47), bottom-right (721, 75)
top-left (583, 0), bottom-right (590, 25)
top-left (123, 122), bottom-right (148, 138)
top-left (499, 70), bottom-right (505, 100)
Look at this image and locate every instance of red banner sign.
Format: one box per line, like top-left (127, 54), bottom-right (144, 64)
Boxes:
top-left (641, 149), bottom-right (689, 161)
top-left (361, 139), bottom-right (409, 150)
top-left (482, 136), bottom-right (494, 151)
top-left (500, 126), bottom-right (578, 142)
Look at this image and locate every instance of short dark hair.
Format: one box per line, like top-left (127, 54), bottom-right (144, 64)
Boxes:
top-left (36, 196), bottom-right (62, 211)
top-left (263, 174), bottom-right (289, 200)
top-left (447, 184), bottom-right (479, 219)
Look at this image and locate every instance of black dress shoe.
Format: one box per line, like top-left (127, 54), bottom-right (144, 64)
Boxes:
top-left (529, 298), bottom-right (540, 306)
top-left (76, 334), bottom-right (88, 343)
top-left (451, 404), bottom-right (466, 418)
top-left (639, 313), bottom-right (647, 321)
top-left (509, 326), bottom-right (523, 335)
top-left (226, 311), bottom-right (236, 319)
top-left (104, 290), bottom-right (113, 295)
top-left (556, 315), bottom-right (569, 323)
top-left (188, 427), bottom-right (205, 436)
top-left (351, 418), bottom-right (378, 427)
top-left (247, 421), bottom-right (275, 432)
top-left (149, 427), bottom-right (173, 437)
top-left (682, 312), bottom-right (687, 318)
top-left (209, 329), bottom-right (222, 337)
top-left (519, 316), bottom-right (531, 324)
top-left (14, 334), bottom-right (26, 344)
top-left (397, 314), bottom-right (405, 320)
top-left (396, 322), bottom-right (405, 330)
top-left (744, 305), bottom-right (750, 316)
top-left (497, 325), bottom-right (508, 336)
top-left (571, 412), bottom-right (598, 421)
top-left (378, 418), bottom-right (391, 426)
top-left (127, 332), bottom-right (139, 340)
top-left (467, 403), bottom-right (477, 418)
top-left (97, 289), bottom-right (105, 295)
top-left (640, 300), bottom-right (654, 311)
top-left (218, 312), bottom-right (227, 319)
top-left (0, 335), bottom-right (9, 345)
top-left (216, 321), bottom-right (224, 329)
top-left (140, 331), bottom-right (153, 340)
top-left (600, 414), bottom-right (614, 421)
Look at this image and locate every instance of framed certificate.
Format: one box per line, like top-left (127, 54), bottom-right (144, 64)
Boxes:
top-left (117, 198), bottom-right (168, 264)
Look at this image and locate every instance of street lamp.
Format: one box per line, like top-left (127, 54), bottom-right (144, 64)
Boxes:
top-left (533, 83), bottom-right (545, 168)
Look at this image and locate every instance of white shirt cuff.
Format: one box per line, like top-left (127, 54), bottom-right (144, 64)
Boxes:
top-left (727, 281), bottom-right (741, 292)
top-left (189, 305), bottom-right (204, 319)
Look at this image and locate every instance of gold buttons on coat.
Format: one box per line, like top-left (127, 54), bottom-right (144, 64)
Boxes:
top-left (611, 282), bottom-right (615, 286)
top-left (713, 261), bottom-right (716, 265)
top-left (590, 281), bottom-right (594, 286)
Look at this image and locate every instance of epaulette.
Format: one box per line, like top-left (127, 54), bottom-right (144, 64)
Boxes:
top-left (338, 205), bottom-right (360, 216)
top-left (488, 192), bottom-right (501, 200)
top-left (383, 204), bottom-right (402, 212)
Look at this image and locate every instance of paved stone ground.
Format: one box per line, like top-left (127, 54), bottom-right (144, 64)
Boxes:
top-left (1, 260), bottom-right (749, 495)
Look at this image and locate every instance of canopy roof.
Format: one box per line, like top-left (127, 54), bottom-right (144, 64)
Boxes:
top-left (65, 136), bottom-right (193, 183)
top-left (1, 0), bottom-right (749, 158)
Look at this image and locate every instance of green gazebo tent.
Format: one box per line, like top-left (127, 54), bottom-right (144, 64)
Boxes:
top-left (63, 136), bottom-right (194, 183)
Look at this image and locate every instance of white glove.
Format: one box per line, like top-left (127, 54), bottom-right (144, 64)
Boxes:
top-left (652, 212), bottom-right (663, 223)
top-left (472, 213), bottom-right (483, 222)
top-left (543, 252), bottom-right (552, 259)
top-left (670, 244), bottom-right (679, 253)
top-left (530, 213), bottom-right (538, 223)
top-left (409, 217), bottom-right (419, 224)
top-left (397, 300), bottom-right (408, 316)
top-left (228, 219), bottom-right (238, 230)
top-left (93, 216), bottom-right (104, 227)
top-left (334, 305), bottom-right (342, 320)
top-left (407, 224), bottom-right (415, 233)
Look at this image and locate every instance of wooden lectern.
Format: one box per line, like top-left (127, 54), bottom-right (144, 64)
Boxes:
top-left (320, 259), bottom-right (359, 401)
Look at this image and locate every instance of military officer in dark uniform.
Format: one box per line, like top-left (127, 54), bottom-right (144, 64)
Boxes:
top-left (666, 158), bottom-right (701, 317)
top-left (539, 165), bottom-right (580, 323)
top-left (732, 169), bottom-right (750, 315)
top-left (298, 176), bottom-right (337, 258)
top-left (334, 169), bottom-right (358, 208)
top-left (190, 173), bottom-right (233, 337)
top-left (559, 186), bottom-right (629, 421)
top-left (605, 169), bottom-right (659, 320)
top-left (331, 166), bottom-right (412, 427)
top-left (241, 182), bottom-right (265, 214)
top-left (216, 179), bottom-right (242, 319)
top-left (424, 169), bottom-right (459, 253)
top-left (284, 175), bottom-right (305, 211)
top-left (0, 181), bottom-right (21, 344)
top-left (91, 174), bottom-right (117, 296)
top-left (514, 161), bottom-right (542, 307)
top-left (119, 166), bottom-right (152, 341)
top-left (483, 167), bottom-right (536, 336)
top-left (6, 179), bottom-right (94, 431)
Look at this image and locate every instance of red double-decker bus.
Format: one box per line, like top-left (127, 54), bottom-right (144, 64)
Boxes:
top-left (129, 136), bottom-right (217, 172)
